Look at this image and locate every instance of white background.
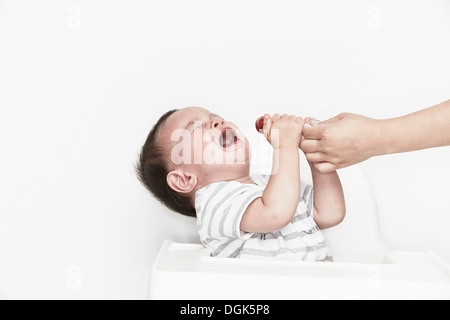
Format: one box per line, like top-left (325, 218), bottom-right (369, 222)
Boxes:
top-left (0, 0), bottom-right (449, 299)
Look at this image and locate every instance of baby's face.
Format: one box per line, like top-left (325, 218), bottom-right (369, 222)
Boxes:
top-left (160, 107), bottom-right (250, 180)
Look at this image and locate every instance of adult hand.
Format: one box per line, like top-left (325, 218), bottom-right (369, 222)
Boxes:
top-left (301, 99), bottom-right (450, 173)
top-left (301, 113), bottom-right (381, 173)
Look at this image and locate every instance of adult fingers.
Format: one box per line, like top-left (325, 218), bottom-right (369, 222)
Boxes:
top-left (313, 162), bottom-right (338, 173)
top-left (302, 124), bottom-right (323, 140)
top-left (300, 139), bottom-right (322, 153)
top-left (304, 117), bottom-right (321, 126)
top-left (305, 152), bottom-right (327, 163)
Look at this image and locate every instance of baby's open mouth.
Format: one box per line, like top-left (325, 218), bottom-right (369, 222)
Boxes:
top-left (219, 128), bottom-right (238, 149)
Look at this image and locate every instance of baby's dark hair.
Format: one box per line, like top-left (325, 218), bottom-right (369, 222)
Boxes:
top-left (135, 109), bottom-right (196, 217)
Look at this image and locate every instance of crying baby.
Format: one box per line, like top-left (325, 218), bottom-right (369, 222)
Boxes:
top-left (136, 107), bottom-right (345, 261)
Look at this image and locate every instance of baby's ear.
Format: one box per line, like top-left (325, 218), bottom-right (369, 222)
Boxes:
top-left (166, 169), bottom-right (198, 194)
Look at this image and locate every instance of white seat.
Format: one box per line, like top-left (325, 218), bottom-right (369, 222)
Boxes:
top-left (322, 165), bottom-right (386, 263)
top-left (148, 166), bottom-right (450, 299)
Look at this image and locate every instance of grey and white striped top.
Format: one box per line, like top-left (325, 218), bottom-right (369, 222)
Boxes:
top-left (195, 175), bottom-right (333, 262)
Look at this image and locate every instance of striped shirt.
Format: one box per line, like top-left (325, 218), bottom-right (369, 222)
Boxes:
top-left (195, 175), bottom-right (333, 262)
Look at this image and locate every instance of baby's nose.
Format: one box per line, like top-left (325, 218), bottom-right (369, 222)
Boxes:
top-left (211, 118), bottom-right (224, 129)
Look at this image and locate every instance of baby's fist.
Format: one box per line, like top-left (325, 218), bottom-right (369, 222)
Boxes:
top-left (270, 114), bottom-right (304, 149)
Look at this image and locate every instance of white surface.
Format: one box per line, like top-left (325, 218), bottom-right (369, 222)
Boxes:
top-left (149, 240), bottom-right (450, 299)
top-left (0, 0), bottom-right (449, 299)
top-left (148, 165), bottom-right (450, 299)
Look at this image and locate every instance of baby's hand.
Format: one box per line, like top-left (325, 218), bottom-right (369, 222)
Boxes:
top-left (263, 114), bottom-right (304, 149)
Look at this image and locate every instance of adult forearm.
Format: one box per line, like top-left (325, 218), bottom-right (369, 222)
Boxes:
top-left (377, 100), bottom-right (450, 156)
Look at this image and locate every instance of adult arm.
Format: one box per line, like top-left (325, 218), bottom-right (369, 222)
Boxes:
top-left (301, 99), bottom-right (450, 173)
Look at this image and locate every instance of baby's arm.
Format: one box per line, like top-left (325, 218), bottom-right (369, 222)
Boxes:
top-left (309, 164), bottom-right (346, 229)
top-left (240, 114), bottom-right (304, 233)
